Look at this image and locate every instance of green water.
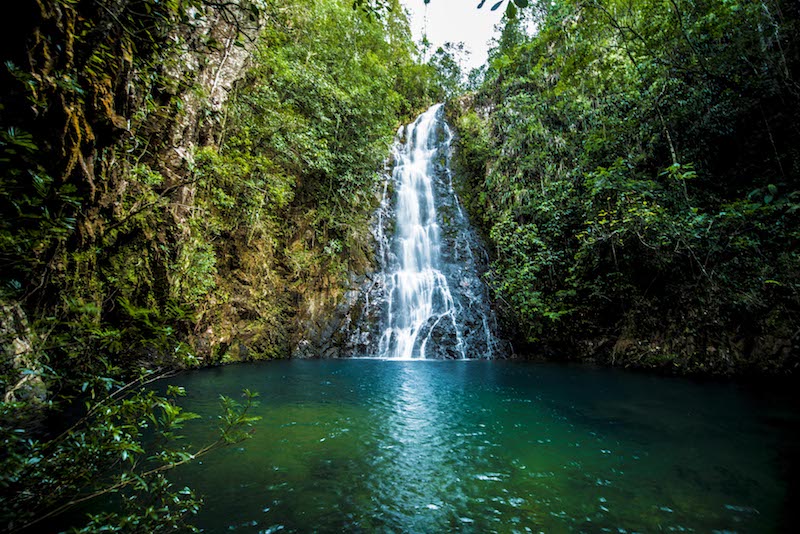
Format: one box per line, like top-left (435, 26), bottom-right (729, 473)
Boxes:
top-left (165, 360), bottom-right (799, 532)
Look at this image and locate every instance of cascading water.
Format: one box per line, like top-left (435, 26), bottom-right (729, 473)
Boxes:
top-left (369, 103), bottom-right (498, 359)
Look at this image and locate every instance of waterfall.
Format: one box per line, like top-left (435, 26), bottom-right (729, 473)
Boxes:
top-left (371, 104), bottom-right (498, 359)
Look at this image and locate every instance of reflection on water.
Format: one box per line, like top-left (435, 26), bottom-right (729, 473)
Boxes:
top-left (372, 363), bottom-right (448, 520)
top-left (164, 360), bottom-right (799, 532)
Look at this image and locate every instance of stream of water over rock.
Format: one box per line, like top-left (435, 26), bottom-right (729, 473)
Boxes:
top-left (370, 104), bottom-right (497, 359)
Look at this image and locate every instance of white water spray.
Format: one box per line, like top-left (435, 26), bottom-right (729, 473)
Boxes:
top-left (376, 104), bottom-right (495, 359)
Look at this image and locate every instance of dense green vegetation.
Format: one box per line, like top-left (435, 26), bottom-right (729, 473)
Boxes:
top-left (3, 0), bottom-right (800, 529)
top-left (1, 0), bottom-right (437, 530)
top-left (452, 0), bottom-right (800, 373)
top-left (185, 0), bottom-right (435, 360)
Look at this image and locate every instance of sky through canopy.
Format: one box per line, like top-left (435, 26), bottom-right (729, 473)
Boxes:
top-left (399, 0), bottom-right (506, 73)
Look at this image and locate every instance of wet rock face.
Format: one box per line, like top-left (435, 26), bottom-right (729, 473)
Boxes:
top-left (345, 104), bottom-right (499, 359)
top-left (293, 273), bottom-right (381, 359)
top-left (427, 122), bottom-right (498, 359)
top-left (293, 105), bottom-right (501, 360)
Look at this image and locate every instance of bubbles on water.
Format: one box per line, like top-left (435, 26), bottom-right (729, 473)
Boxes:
top-left (475, 473), bottom-right (505, 481)
top-left (509, 497), bottom-right (526, 508)
top-left (724, 504), bottom-right (759, 514)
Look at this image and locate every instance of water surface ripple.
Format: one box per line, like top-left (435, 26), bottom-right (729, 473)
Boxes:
top-left (167, 360), bottom-right (799, 532)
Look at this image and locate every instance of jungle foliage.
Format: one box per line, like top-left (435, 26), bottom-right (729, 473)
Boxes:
top-left (1, 0), bottom-right (435, 531)
top-left (452, 0), bottom-right (800, 372)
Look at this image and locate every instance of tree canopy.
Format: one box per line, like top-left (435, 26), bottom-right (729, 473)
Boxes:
top-left (451, 0), bottom-right (800, 372)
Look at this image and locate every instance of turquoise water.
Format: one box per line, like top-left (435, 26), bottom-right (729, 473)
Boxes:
top-left (165, 360), bottom-right (799, 532)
